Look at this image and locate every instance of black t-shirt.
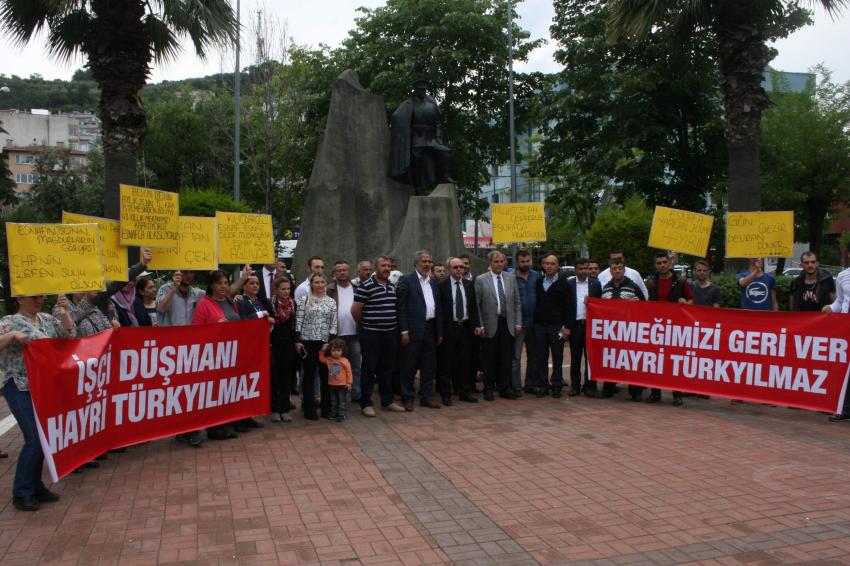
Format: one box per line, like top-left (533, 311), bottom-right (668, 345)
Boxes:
top-left (799, 281), bottom-right (822, 311)
top-left (692, 283), bottom-right (721, 307)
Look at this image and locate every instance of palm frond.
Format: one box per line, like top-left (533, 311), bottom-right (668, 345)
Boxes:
top-left (45, 8), bottom-right (91, 63)
top-left (158, 0), bottom-right (237, 60)
top-left (0, 0), bottom-right (53, 45)
top-left (607, 0), bottom-right (672, 42)
top-left (145, 14), bottom-right (181, 64)
top-left (813, 0), bottom-right (849, 16)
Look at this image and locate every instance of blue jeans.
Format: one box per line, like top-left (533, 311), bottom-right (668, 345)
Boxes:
top-left (341, 335), bottom-right (362, 401)
top-left (3, 380), bottom-right (46, 498)
top-left (512, 327), bottom-right (536, 390)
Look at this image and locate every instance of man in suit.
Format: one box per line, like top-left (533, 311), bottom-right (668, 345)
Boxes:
top-left (438, 257), bottom-right (481, 404)
top-left (258, 257), bottom-right (293, 300)
top-left (397, 250), bottom-right (443, 410)
top-left (533, 253), bottom-right (573, 398)
top-left (475, 250), bottom-right (522, 401)
top-left (568, 258), bottom-right (603, 397)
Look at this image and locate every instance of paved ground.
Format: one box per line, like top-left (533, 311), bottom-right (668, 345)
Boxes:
top-left (2, 389), bottom-right (850, 565)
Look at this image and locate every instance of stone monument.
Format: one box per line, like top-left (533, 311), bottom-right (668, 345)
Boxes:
top-left (293, 71), bottom-right (478, 279)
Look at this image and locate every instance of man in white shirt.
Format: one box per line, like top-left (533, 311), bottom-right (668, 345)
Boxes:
top-left (294, 256), bottom-right (325, 303)
top-left (823, 267), bottom-right (850, 422)
top-left (396, 250), bottom-right (443, 409)
top-left (328, 260), bottom-right (362, 402)
top-left (568, 258), bottom-right (603, 396)
top-left (597, 248), bottom-right (649, 301)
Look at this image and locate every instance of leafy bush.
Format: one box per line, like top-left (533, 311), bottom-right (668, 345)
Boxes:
top-left (710, 271), bottom-right (791, 310)
top-left (586, 195), bottom-right (654, 273)
top-left (179, 188), bottom-right (251, 217)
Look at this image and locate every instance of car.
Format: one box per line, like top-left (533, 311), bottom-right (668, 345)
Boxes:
top-left (782, 267), bottom-right (803, 278)
top-left (559, 265), bottom-right (575, 277)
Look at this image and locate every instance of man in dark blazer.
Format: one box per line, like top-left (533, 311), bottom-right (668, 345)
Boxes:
top-left (438, 257), bottom-right (481, 404)
top-left (397, 250), bottom-right (444, 410)
top-left (568, 258), bottom-right (603, 396)
top-left (258, 258), bottom-right (293, 300)
top-left (533, 253), bottom-right (573, 398)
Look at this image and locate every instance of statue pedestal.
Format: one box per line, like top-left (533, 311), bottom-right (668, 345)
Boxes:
top-left (389, 183), bottom-right (467, 266)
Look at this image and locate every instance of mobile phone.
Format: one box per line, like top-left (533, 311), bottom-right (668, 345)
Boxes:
top-left (299, 348), bottom-right (308, 360)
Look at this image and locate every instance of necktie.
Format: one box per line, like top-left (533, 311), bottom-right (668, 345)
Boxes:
top-left (497, 274), bottom-right (506, 316)
top-left (455, 281), bottom-right (464, 321)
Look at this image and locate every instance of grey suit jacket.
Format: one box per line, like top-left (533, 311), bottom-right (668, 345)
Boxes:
top-left (474, 271), bottom-right (522, 338)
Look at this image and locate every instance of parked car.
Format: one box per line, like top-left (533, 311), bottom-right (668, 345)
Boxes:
top-left (782, 267), bottom-right (803, 278)
top-left (559, 265), bottom-right (575, 277)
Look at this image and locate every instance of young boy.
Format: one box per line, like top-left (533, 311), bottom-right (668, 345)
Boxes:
top-left (319, 339), bottom-right (353, 422)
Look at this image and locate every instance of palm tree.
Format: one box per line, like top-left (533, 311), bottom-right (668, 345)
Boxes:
top-left (607, 1), bottom-right (846, 217)
top-left (0, 1), bottom-right (237, 219)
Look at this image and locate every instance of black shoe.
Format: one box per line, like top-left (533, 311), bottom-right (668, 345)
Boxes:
top-left (483, 390), bottom-right (494, 401)
top-left (829, 414), bottom-right (850, 422)
top-left (499, 390), bottom-right (518, 400)
top-left (646, 395), bottom-right (661, 404)
top-left (34, 487), bottom-right (60, 503)
top-left (109, 447), bottom-right (127, 453)
top-left (552, 390), bottom-right (563, 399)
top-left (567, 389), bottom-right (580, 397)
top-left (536, 390), bottom-right (549, 398)
top-left (12, 496), bottom-right (39, 512)
top-left (630, 395), bottom-right (642, 402)
top-left (442, 397), bottom-right (454, 406)
top-left (304, 412), bottom-right (320, 421)
top-left (523, 386), bottom-right (538, 395)
top-left (73, 467), bottom-right (84, 474)
top-left (234, 423), bottom-right (250, 433)
top-left (673, 397), bottom-right (684, 407)
top-left (83, 461), bottom-right (100, 468)
top-left (244, 418), bottom-right (264, 429)
top-left (599, 391), bottom-right (613, 399)
top-left (583, 389), bottom-right (597, 398)
top-left (458, 394), bottom-right (479, 403)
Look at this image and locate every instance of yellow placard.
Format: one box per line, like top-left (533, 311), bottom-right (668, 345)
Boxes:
top-left (216, 211), bottom-right (275, 264)
top-left (647, 206), bottom-right (714, 258)
top-left (147, 216), bottom-right (218, 270)
top-left (491, 203), bottom-right (547, 244)
top-left (62, 211), bottom-right (129, 282)
top-left (726, 211), bottom-right (794, 258)
top-left (6, 223), bottom-right (105, 296)
top-left (119, 184), bottom-right (179, 247)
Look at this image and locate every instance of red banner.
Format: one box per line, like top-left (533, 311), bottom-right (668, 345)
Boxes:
top-left (24, 318), bottom-right (270, 481)
top-left (587, 298), bottom-right (850, 413)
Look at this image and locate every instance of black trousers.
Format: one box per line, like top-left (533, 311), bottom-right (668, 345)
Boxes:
top-left (482, 317), bottom-right (513, 392)
top-left (569, 321), bottom-right (591, 392)
top-left (401, 321), bottom-right (438, 405)
top-left (359, 330), bottom-right (397, 408)
top-left (534, 323), bottom-right (565, 392)
top-left (439, 321), bottom-right (474, 397)
top-left (302, 341), bottom-right (330, 418)
top-left (271, 341), bottom-right (295, 413)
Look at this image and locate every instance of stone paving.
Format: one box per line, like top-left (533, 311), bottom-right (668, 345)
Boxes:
top-left (2, 389), bottom-right (850, 565)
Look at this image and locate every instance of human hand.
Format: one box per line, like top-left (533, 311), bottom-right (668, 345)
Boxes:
top-left (111, 320), bottom-right (121, 330)
top-left (515, 325), bottom-right (523, 334)
top-left (56, 294), bottom-right (69, 314)
top-left (677, 298), bottom-right (688, 304)
top-left (474, 327), bottom-right (484, 337)
top-left (823, 305), bottom-right (833, 314)
top-left (172, 271), bottom-right (183, 285)
top-left (400, 333), bottom-right (410, 346)
top-left (10, 331), bottom-right (31, 346)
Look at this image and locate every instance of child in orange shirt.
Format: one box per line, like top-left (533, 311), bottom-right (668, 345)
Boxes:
top-left (319, 339), bottom-right (353, 422)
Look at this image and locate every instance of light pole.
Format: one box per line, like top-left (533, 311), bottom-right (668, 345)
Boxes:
top-left (233, 0), bottom-right (241, 202)
top-left (506, 0), bottom-right (518, 263)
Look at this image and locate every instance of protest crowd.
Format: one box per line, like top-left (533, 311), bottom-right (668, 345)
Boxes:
top-left (2, 239), bottom-right (850, 513)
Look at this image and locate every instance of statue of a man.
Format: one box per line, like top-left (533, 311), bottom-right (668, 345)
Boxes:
top-left (389, 80), bottom-right (453, 194)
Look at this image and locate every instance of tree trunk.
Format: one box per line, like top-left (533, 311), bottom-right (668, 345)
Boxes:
top-left (807, 199), bottom-right (828, 257)
top-left (88, 0), bottom-right (151, 219)
top-left (712, 2), bottom-right (772, 269)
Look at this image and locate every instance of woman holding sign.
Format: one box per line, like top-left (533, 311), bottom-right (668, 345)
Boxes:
top-left (0, 294), bottom-right (76, 511)
top-left (295, 273), bottom-right (338, 420)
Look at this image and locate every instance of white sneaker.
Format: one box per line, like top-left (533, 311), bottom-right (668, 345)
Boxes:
top-left (362, 406), bottom-right (377, 417)
top-left (270, 412), bottom-right (281, 423)
top-left (281, 412), bottom-right (292, 423)
top-left (384, 402), bottom-right (406, 413)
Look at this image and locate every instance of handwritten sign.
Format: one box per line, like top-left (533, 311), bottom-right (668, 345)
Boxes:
top-left (726, 211), bottom-right (794, 258)
top-left (6, 223), bottom-right (105, 296)
top-left (647, 206), bottom-right (714, 257)
top-left (216, 212), bottom-right (275, 264)
top-left (62, 211), bottom-right (129, 282)
top-left (491, 203), bottom-right (547, 244)
top-left (148, 216), bottom-right (218, 271)
top-left (119, 184), bottom-right (179, 247)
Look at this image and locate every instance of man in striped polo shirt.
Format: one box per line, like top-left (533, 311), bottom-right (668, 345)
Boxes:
top-left (352, 255), bottom-right (407, 416)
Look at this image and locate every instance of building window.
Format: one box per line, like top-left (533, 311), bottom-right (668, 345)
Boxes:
top-left (70, 156), bottom-right (86, 167)
top-left (15, 153), bottom-right (36, 164)
top-left (15, 173), bottom-right (39, 184)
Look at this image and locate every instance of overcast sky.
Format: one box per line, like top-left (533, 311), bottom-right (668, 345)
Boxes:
top-left (1, 0), bottom-right (848, 85)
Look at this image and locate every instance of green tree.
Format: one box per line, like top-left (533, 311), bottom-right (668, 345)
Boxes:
top-left (761, 66), bottom-right (850, 254)
top-left (0, 0), bottom-right (237, 219)
top-left (606, 0), bottom-right (843, 219)
top-left (179, 188), bottom-right (250, 218)
top-left (535, 1), bottom-right (727, 213)
top-left (337, 0), bottom-right (544, 219)
top-left (586, 195), bottom-right (654, 274)
top-left (24, 145), bottom-right (105, 220)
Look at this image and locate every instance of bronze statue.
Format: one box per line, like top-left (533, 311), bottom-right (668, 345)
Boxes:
top-left (389, 80), bottom-right (453, 194)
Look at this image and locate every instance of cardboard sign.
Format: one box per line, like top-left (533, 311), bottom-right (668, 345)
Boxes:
top-left (147, 216), bottom-right (218, 271)
top-left (647, 206), bottom-right (714, 257)
top-left (216, 212), bottom-right (275, 264)
top-left (491, 203), bottom-right (547, 244)
top-left (6, 223), bottom-right (105, 296)
top-left (726, 211), bottom-right (794, 258)
top-left (62, 211), bottom-right (129, 282)
top-left (119, 184), bottom-right (179, 247)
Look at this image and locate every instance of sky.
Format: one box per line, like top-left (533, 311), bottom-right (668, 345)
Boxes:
top-left (0, 0), bottom-right (848, 85)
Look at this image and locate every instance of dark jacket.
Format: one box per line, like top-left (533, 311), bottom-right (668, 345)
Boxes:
top-left (258, 268), bottom-right (293, 301)
top-left (133, 296), bottom-right (153, 327)
top-left (647, 273), bottom-right (686, 303)
top-left (534, 273), bottom-right (572, 328)
top-left (237, 296), bottom-right (272, 320)
top-left (567, 276), bottom-right (602, 329)
top-left (396, 271), bottom-right (443, 340)
top-left (438, 276), bottom-right (479, 334)
top-left (790, 268), bottom-right (836, 311)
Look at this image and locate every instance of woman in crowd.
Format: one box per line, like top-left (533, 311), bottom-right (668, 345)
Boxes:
top-left (233, 274), bottom-right (268, 431)
top-left (270, 277), bottom-right (297, 422)
top-left (133, 275), bottom-right (158, 326)
top-left (193, 270), bottom-right (241, 439)
top-left (0, 294), bottom-right (75, 511)
top-left (295, 272), bottom-right (337, 420)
